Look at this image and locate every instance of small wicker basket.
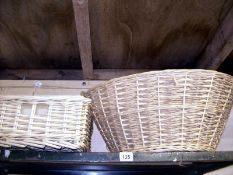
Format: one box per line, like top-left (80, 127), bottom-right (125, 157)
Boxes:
top-left (0, 95), bottom-right (92, 151)
top-left (86, 69), bottom-right (233, 152)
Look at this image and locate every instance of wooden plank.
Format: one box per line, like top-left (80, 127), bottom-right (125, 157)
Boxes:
top-left (72, 0), bottom-right (94, 79)
top-left (0, 80), bottom-right (104, 95)
top-left (0, 69), bottom-right (150, 80)
top-left (1, 1), bottom-right (233, 70)
top-left (197, 5), bottom-right (233, 69)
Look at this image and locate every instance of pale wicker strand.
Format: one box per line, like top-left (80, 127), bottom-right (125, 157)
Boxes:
top-left (157, 76), bottom-right (162, 146)
top-left (98, 89), bottom-right (119, 151)
top-left (105, 86), bottom-right (120, 151)
top-left (136, 78), bottom-right (145, 147)
top-left (114, 81), bottom-right (129, 149)
top-left (197, 74), bottom-right (214, 146)
top-left (29, 104), bottom-right (36, 135)
top-left (45, 104), bottom-right (52, 145)
top-left (0, 104), bottom-right (4, 128)
top-left (181, 73), bottom-right (187, 146)
top-left (13, 105), bottom-right (20, 131)
top-left (63, 105), bottom-right (67, 134)
top-left (209, 86), bottom-right (232, 146)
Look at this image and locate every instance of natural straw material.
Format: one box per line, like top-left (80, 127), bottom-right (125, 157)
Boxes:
top-left (86, 69), bottom-right (233, 152)
top-left (0, 95), bottom-right (91, 151)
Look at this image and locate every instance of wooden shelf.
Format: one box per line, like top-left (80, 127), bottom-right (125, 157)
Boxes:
top-left (0, 149), bottom-right (233, 174)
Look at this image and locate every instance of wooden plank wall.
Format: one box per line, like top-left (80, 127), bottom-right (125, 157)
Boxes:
top-left (1, 0), bottom-right (233, 69)
top-left (197, 5), bottom-right (233, 69)
top-left (0, 69), bottom-right (150, 80)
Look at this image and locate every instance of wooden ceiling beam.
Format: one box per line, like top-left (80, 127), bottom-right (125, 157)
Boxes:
top-left (197, 5), bottom-right (233, 69)
top-left (72, 0), bottom-right (94, 79)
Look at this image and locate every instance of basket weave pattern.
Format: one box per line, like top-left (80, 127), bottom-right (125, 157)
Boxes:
top-left (0, 96), bottom-right (91, 151)
top-left (87, 70), bottom-right (233, 152)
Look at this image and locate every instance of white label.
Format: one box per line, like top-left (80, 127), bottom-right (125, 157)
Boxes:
top-left (119, 152), bottom-right (134, 161)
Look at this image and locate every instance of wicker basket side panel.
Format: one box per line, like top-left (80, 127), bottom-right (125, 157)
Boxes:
top-left (144, 71), bottom-right (212, 151)
top-left (113, 74), bottom-right (162, 151)
top-left (179, 71), bottom-right (217, 150)
top-left (110, 79), bottom-right (141, 151)
top-left (155, 72), bottom-right (187, 150)
top-left (0, 97), bottom-right (92, 151)
top-left (46, 99), bottom-right (92, 151)
top-left (198, 73), bottom-right (233, 150)
top-left (105, 83), bottom-right (132, 151)
top-left (149, 70), bottom-right (233, 151)
top-left (78, 101), bottom-right (92, 151)
top-left (89, 87), bottom-right (121, 152)
top-left (0, 100), bottom-right (23, 147)
top-left (87, 70), bottom-right (233, 152)
top-left (133, 75), bottom-right (160, 150)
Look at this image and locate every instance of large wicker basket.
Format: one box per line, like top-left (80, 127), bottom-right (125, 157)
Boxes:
top-left (86, 69), bottom-right (233, 152)
top-left (0, 95), bottom-right (92, 151)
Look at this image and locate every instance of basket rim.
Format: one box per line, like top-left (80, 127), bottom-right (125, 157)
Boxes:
top-left (0, 95), bottom-right (91, 102)
top-left (85, 69), bottom-right (233, 93)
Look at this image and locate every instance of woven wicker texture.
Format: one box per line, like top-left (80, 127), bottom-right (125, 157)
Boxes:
top-left (86, 70), bottom-right (233, 152)
top-left (0, 95), bottom-right (91, 151)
